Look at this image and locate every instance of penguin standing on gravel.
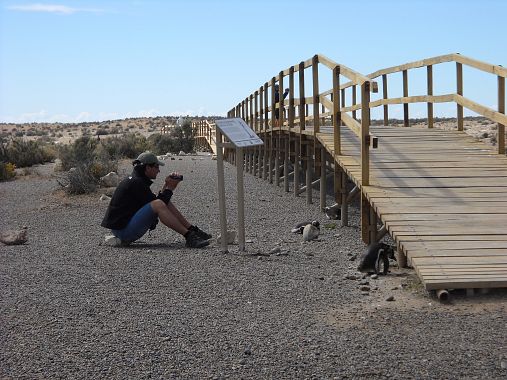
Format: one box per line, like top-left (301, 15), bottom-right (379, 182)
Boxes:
top-left (357, 242), bottom-right (396, 275)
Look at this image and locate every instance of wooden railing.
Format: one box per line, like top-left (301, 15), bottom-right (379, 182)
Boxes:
top-left (354, 53), bottom-right (506, 154)
top-left (192, 119), bottom-right (216, 153)
top-left (224, 53), bottom-right (506, 186)
top-left (227, 53), bottom-right (379, 186)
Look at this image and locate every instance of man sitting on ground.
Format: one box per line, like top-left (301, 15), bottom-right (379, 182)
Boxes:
top-left (101, 151), bottom-right (211, 248)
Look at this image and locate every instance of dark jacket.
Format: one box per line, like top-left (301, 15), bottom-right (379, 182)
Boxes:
top-left (101, 171), bottom-right (173, 230)
top-left (274, 88), bottom-right (289, 118)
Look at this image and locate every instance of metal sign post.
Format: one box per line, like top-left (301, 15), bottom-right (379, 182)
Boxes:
top-left (215, 118), bottom-right (264, 253)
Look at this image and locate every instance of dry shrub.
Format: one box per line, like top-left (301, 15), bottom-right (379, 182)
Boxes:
top-left (0, 162), bottom-right (16, 181)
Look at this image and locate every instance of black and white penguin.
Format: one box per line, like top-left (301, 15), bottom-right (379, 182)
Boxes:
top-left (291, 221), bottom-right (312, 234)
top-left (324, 204), bottom-right (342, 220)
top-left (303, 221), bottom-right (320, 241)
top-left (357, 242), bottom-right (396, 275)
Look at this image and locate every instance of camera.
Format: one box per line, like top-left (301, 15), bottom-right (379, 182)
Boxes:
top-left (169, 174), bottom-right (183, 181)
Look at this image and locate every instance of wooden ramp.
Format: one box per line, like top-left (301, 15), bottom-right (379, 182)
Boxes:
top-left (193, 120), bottom-right (218, 154)
top-left (317, 125), bottom-right (507, 290)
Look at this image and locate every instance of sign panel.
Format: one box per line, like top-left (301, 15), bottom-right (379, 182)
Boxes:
top-left (215, 118), bottom-right (264, 147)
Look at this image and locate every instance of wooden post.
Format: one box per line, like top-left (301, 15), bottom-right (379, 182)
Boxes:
top-left (456, 62), bottom-right (464, 131)
top-left (382, 74), bottom-right (388, 126)
top-left (276, 71), bottom-right (284, 186)
top-left (294, 138), bottom-right (300, 197)
top-left (456, 62), bottom-right (463, 131)
top-left (284, 136), bottom-right (289, 192)
top-left (258, 86), bottom-right (264, 178)
top-left (333, 65), bottom-right (341, 214)
top-left (254, 90), bottom-right (259, 176)
top-left (340, 171), bottom-right (348, 227)
top-left (320, 147), bottom-right (326, 210)
top-left (352, 85), bottom-right (357, 120)
top-left (312, 55), bottom-right (320, 135)
top-left (333, 65), bottom-right (341, 156)
top-left (361, 193), bottom-right (370, 244)
top-left (427, 65), bottom-right (434, 128)
top-left (312, 55), bottom-right (321, 186)
top-left (289, 66), bottom-right (295, 131)
top-left (264, 82), bottom-right (269, 180)
top-left (341, 88), bottom-right (345, 126)
top-left (361, 81), bottom-right (371, 186)
top-left (216, 130), bottom-right (228, 253)
top-left (369, 206), bottom-right (377, 243)
top-left (270, 77), bottom-right (276, 184)
top-left (499, 75), bottom-right (506, 155)
top-left (237, 147), bottom-right (245, 251)
top-left (306, 141), bottom-right (313, 205)
top-left (289, 65), bottom-right (295, 190)
top-left (296, 61), bottom-right (306, 197)
top-left (403, 70), bottom-right (409, 127)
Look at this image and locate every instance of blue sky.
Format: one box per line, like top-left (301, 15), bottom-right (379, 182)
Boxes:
top-left (1, 0), bottom-right (506, 123)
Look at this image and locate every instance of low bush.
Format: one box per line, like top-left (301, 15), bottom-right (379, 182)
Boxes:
top-left (147, 121), bottom-right (195, 154)
top-left (0, 138), bottom-right (56, 167)
top-left (57, 136), bottom-right (119, 195)
top-left (0, 162), bottom-right (16, 181)
top-left (58, 165), bottom-right (98, 194)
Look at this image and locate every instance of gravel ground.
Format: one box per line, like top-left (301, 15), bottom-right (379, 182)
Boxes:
top-left (1, 155), bottom-right (506, 380)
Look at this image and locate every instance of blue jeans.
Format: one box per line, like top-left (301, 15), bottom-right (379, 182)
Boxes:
top-left (112, 203), bottom-right (158, 243)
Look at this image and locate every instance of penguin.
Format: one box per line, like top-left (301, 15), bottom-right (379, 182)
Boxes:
top-left (357, 242), bottom-right (396, 275)
top-left (303, 221), bottom-right (320, 241)
top-left (324, 204), bottom-right (342, 220)
top-left (291, 221), bottom-right (312, 234)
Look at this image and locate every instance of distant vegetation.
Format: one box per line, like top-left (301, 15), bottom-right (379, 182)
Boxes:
top-left (0, 116), bottom-right (203, 185)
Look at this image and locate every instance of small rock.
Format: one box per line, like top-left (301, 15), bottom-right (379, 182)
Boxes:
top-left (244, 348), bottom-right (252, 356)
top-left (359, 280), bottom-right (370, 286)
top-left (348, 255), bottom-right (357, 261)
top-left (269, 247), bottom-right (281, 255)
top-left (0, 228), bottom-right (28, 245)
top-left (217, 230), bottom-right (236, 245)
top-left (100, 172), bottom-right (120, 187)
top-left (345, 274), bottom-right (358, 280)
top-left (239, 358), bottom-right (247, 365)
top-left (386, 295), bottom-right (395, 302)
top-left (99, 194), bottom-right (111, 202)
top-left (370, 274), bottom-right (379, 279)
top-left (359, 285), bottom-right (370, 292)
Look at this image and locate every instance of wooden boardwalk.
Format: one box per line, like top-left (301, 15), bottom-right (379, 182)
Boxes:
top-left (195, 52), bottom-right (507, 294)
top-left (317, 125), bottom-right (507, 290)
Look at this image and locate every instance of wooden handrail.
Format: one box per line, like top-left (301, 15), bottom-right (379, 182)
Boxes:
top-left (226, 52), bottom-right (506, 190)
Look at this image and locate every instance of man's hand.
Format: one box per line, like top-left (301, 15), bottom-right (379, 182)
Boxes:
top-left (165, 172), bottom-right (183, 190)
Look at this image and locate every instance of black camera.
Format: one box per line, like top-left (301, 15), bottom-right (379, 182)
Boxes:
top-left (169, 174), bottom-right (183, 181)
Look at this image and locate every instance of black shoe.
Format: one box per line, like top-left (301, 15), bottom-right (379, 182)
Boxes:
top-left (190, 225), bottom-right (212, 240)
top-left (185, 230), bottom-right (210, 248)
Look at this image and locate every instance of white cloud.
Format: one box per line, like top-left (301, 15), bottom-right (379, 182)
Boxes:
top-left (7, 3), bottom-right (104, 15)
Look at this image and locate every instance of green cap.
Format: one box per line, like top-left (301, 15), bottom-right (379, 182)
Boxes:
top-left (136, 151), bottom-right (165, 166)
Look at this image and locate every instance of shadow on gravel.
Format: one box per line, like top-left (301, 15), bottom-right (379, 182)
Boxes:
top-left (122, 241), bottom-right (184, 250)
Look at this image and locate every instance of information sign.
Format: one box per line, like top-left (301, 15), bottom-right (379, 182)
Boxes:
top-left (215, 118), bottom-right (263, 147)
